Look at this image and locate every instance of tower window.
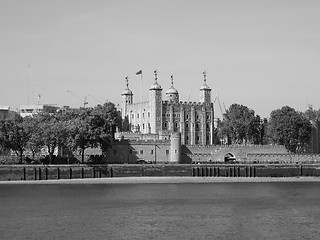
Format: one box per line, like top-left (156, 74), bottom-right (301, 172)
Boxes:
top-left (166, 150), bottom-right (169, 154)
top-left (140, 150), bottom-right (143, 154)
top-left (163, 122), bottom-right (167, 129)
top-left (148, 112), bottom-right (150, 117)
top-left (137, 114), bottom-right (139, 118)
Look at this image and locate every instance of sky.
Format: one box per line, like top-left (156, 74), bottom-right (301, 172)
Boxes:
top-left (1, 0), bottom-right (320, 119)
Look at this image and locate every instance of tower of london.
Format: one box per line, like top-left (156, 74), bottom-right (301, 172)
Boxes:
top-left (119, 70), bottom-right (214, 145)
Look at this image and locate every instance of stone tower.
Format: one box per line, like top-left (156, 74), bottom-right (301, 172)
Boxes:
top-left (149, 70), bottom-right (163, 134)
top-left (170, 132), bottom-right (181, 163)
top-left (199, 71), bottom-right (211, 104)
top-left (166, 75), bottom-right (179, 103)
top-left (121, 77), bottom-right (133, 131)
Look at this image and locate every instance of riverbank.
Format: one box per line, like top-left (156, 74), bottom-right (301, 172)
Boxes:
top-left (2, 176), bottom-right (320, 184)
top-left (2, 164), bottom-right (320, 181)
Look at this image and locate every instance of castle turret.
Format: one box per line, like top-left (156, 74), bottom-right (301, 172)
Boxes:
top-left (121, 76), bottom-right (133, 120)
top-left (199, 71), bottom-right (211, 104)
top-left (149, 70), bottom-right (163, 134)
top-left (170, 132), bottom-right (181, 163)
top-left (166, 75), bottom-right (179, 103)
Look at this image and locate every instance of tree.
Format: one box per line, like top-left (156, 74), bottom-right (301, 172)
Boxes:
top-left (248, 115), bottom-right (263, 144)
top-left (0, 115), bottom-right (30, 163)
top-left (23, 116), bottom-right (44, 161)
top-left (91, 102), bottom-right (122, 155)
top-left (34, 112), bottom-right (70, 164)
top-left (64, 108), bottom-right (95, 164)
top-left (268, 106), bottom-right (312, 153)
top-left (219, 103), bottom-right (260, 144)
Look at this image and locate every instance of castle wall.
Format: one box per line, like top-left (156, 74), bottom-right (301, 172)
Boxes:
top-left (110, 140), bottom-right (171, 163)
top-left (181, 144), bottom-right (288, 163)
top-left (126, 101), bottom-right (151, 134)
top-left (161, 101), bottom-right (214, 146)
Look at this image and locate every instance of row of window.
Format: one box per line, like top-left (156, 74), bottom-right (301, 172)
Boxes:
top-left (114, 149), bottom-right (170, 155)
top-left (138, 149), bottom-right (170, 155)
top-left (131, 123), bottom-right (151, 131)
top-left (185, 135), bottom-right (211, 144)
top-left (162, 113), bottom-right (211, 120)
top-left (131, 112), bottom-right (151, 119)
top-left (163, 122), bottom-right (211, 130)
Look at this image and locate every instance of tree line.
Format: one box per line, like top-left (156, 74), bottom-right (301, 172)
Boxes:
top-left (0, 102), bottom-right (122, 164)
top-left (217, 103), bottom-right (317, 154)
top-left (0, 101), bottom-right (318, 164)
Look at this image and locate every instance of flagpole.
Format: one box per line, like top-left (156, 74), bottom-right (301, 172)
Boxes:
top-left (141, 72), bottom-right (143, 102)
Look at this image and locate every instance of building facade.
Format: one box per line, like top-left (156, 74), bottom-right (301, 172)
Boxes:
top-left (120, 70), bottom-right (214, 146)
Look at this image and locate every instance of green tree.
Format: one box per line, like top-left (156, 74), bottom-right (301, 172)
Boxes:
top-left (219, 103), bottom-right (259, 144)
top-left (268, 106), bottom-right (312, 153)
top-left (23, 116), bottom-right (44, 161)
top-left (91, 102), bottom-right (122, 155)
top-left (34, 112), bottom-right (70, 164)
top-left (0, 115), bottom-right (30, 163)
top-left (64, 108), bottom-right (95, 163)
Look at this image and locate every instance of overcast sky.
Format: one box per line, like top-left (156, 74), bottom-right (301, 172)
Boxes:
top-left (1, 0), bottom-right (319, 118)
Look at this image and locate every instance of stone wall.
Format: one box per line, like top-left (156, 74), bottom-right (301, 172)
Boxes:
top-left (3, 164), bottom-right (320, 181)
top-left (182, 145), bottom-right (288, 163)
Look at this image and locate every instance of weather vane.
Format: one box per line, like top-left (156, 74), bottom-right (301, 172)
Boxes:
top-left (171, 75), bottom-right (174, 86)
top-left (125, 76), bottom-right (129, 89)
top-left (154, 69), bottom-right (158, 82)
top-left (203, 70), bottom-right (207, 84)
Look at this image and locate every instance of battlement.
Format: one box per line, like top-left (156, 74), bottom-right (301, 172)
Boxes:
top-left (162, 100), bottom-right (210, 107)
top-left (128, 101), bottom-right (149, 108)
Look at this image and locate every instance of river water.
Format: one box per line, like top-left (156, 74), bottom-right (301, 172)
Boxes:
top-left (1, 181), bottom-right (320, 240)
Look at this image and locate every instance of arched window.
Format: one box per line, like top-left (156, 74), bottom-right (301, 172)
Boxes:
top-left (163, 122), bottom-right (167, 129)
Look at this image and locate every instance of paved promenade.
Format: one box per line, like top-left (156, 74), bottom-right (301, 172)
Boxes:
top-left (2, 176), bottom-right (320, 184)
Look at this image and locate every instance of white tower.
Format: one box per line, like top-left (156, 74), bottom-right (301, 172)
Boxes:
top-left (199, 71), bottom-right (211, 104)
top-left (121, 76), bottom-right (133, 120)
top-left (149, 70), bottom-right (163, 134)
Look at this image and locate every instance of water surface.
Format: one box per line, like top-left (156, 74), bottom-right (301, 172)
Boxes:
top-left (1, 182), bottom-right (320, 239)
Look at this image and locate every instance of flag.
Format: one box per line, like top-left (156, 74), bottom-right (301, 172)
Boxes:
top-left (136, 70), bottom-right (142, 75)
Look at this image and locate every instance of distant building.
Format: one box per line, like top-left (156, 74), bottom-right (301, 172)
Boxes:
top-left (0, 106), bottom-right (10, 120)
top-left (114, 70), bottom-right (216, 163)
top-left (19, 104), bottom-right (59, 117)
top-left (119, 70), bottom-right (214, 145)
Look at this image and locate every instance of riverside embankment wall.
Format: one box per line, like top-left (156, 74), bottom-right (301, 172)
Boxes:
top-left (2, 164), bottom-right (320, 181)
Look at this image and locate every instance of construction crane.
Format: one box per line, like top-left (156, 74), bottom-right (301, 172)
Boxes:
top-left (88, 94), bottom-right (103, 105)
top-left (216, 96), bottom-right (225, 119)
top-left (67, 90), bottom-right (88, 108)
